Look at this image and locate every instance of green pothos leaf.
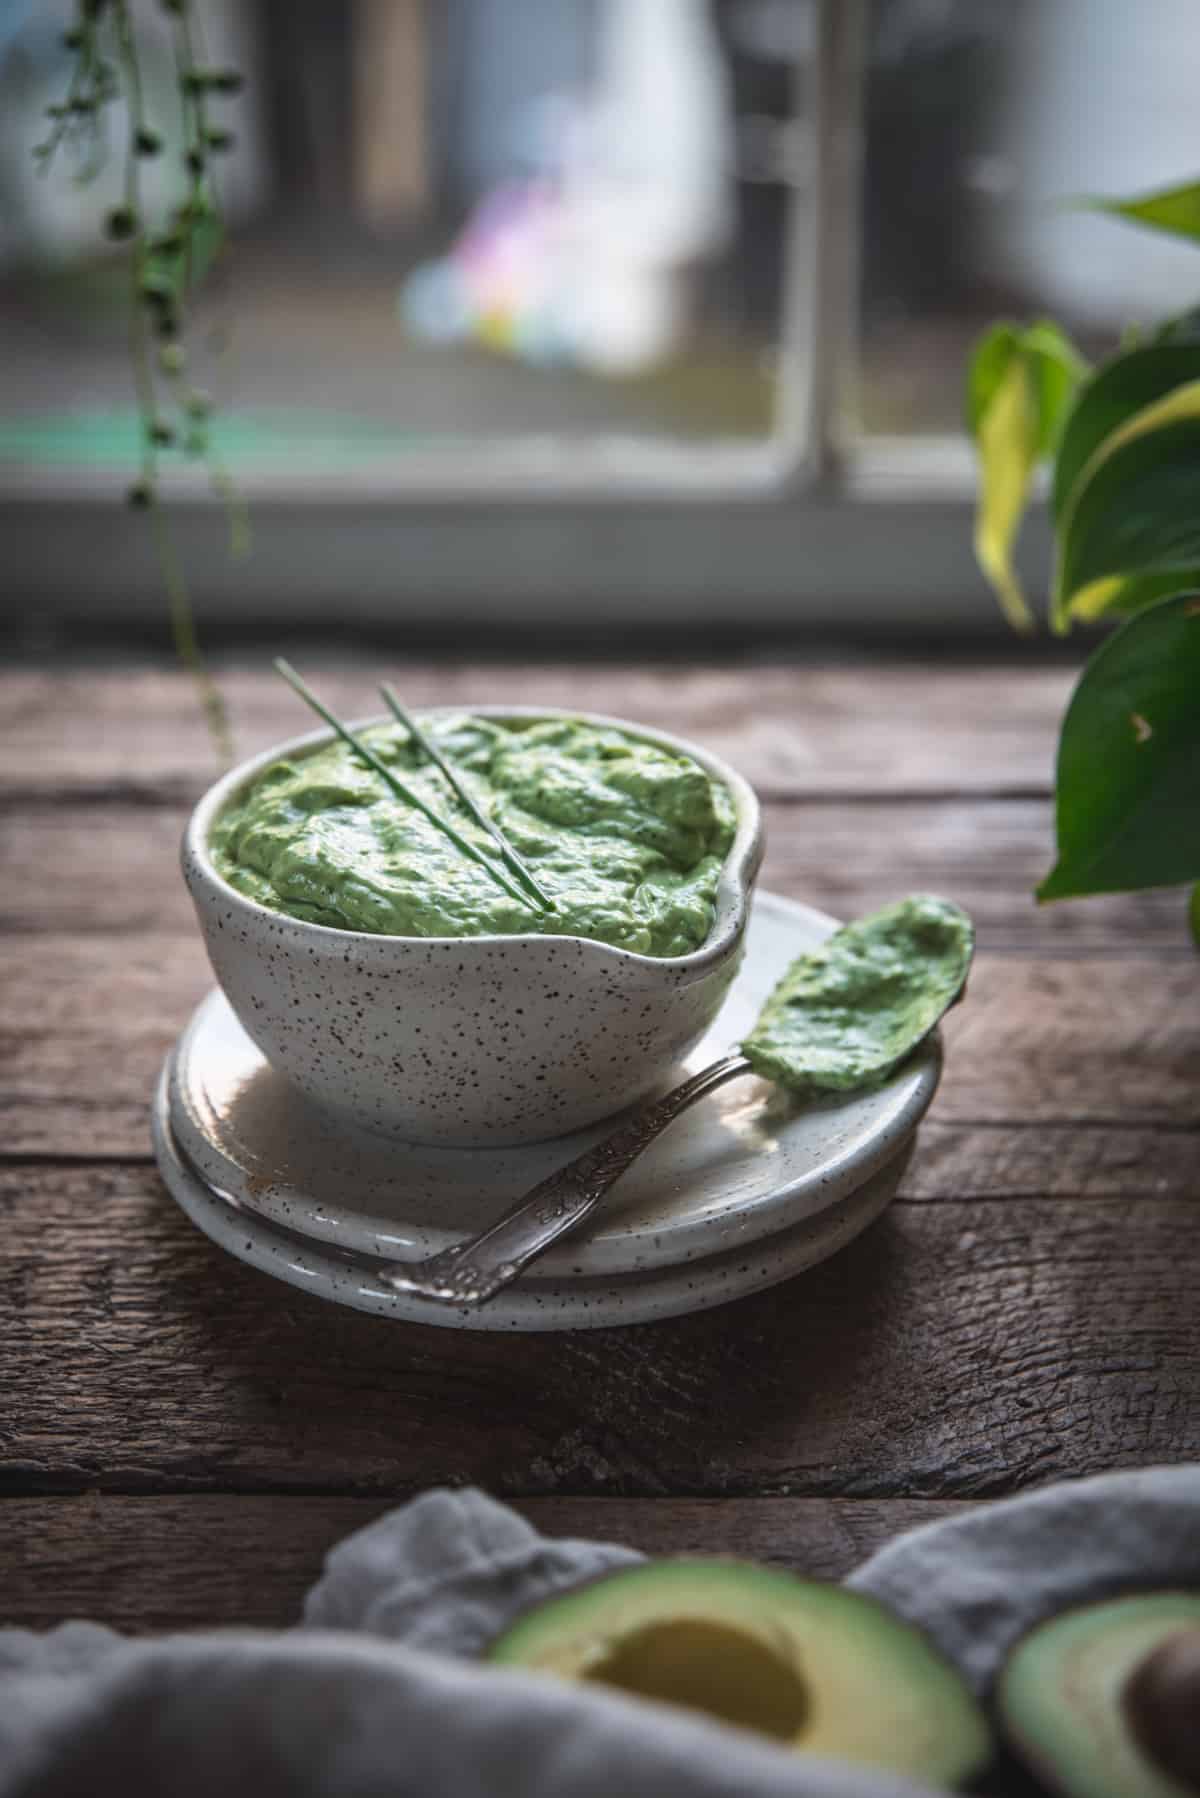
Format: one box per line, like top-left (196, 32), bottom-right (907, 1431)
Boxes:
top-left (1051, 343), bottom-right (1200, 524)
top-left (966, 322), bottom-right (1022, 439)
top-left (1190, 882), bottom-right (1200, 949)
top-left (1067, 567), bottom-right (1200, 625)
top-left (1051, 387), bottom-right (1200, 631)
top-left (1039, 592), bottom-right (1200, 902)
top-left (1077, 179), bottom-right (1200, 247)
top-left (966, 321), bottom-right (1087, 630)
top-left (1154, 304), bottom-right (1200, 346)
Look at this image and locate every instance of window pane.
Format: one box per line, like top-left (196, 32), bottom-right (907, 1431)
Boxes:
top-left (0, 0), bottom-right (819, 485)
top-left (856, 0), bottom-right (1200, 438)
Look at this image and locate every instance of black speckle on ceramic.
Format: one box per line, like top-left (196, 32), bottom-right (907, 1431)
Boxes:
top-left (180, 705), bottom-right (764, 1148)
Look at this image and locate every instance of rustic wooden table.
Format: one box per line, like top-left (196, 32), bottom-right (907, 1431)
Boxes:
top-left (3, 658), bottom-right (1197, 1635)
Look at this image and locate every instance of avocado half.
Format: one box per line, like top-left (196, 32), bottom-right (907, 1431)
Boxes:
top-left (487, 1558), bottom-right (991, 1787)
top-left (998, 1592), bottom-right (1200, 1798)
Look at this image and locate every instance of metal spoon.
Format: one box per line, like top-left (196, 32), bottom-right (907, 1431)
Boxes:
top-left (381, 897), bottom-right (973, 1309)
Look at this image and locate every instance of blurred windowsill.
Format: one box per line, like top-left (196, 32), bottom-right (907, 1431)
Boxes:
top-left (2, 433), bottom-right (1051, 635)
top-left (1, 432), bottom-right (991, 505)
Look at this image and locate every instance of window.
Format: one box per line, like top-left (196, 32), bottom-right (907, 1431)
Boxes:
top-left (3, 0), bottom-right (1198, 629)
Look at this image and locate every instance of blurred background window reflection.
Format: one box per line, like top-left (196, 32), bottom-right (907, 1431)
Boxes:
top-left (1, 0), bottom-right (1198, 482)
top-left (0, 0), bottom-right (789, 468)
top-left (858, 0), bottom-right (1200, 436)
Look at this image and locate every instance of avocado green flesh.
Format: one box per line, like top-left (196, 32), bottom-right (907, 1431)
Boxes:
top-left (999, 1593), bottom-right (1200, 1798)
top-left (742, 895), bottom-right (974, 1094)
top-left (488, 1558), bottom-right (992, 1786)
top-left (210, 714), bottom-right (735, 956)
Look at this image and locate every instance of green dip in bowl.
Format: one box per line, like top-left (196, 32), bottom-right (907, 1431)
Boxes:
top-left (210, 713), bottom-right (736, 958)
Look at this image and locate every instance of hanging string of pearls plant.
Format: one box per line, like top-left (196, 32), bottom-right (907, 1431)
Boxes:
top-left (36, 0), bottom-right (245, 757)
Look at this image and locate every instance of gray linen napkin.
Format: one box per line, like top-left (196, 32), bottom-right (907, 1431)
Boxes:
top-left (1, 1469), bottom-right (1197, 1797)
top-left (850, 1463), bottom-right (1200, 1694)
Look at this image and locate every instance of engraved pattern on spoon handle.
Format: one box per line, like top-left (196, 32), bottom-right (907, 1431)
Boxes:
top-left (381, 1054), bottom-right (754, 1306)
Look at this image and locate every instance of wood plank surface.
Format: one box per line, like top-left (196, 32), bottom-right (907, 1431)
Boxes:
top-left (3, 1162), bottom-right (1195, 1498)
top-left (3, 796), bottom-right (1188, 950)
top-left (0, 663), bottom-right (1075, 800)
top-left (1, 655), bottom-right (1196, 1659)
top-left (2, 1494), bottom-right (967, 1633)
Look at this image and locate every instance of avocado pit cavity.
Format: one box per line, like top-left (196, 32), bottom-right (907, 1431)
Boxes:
top-left (581, 1615), bottom-right (808, 1743)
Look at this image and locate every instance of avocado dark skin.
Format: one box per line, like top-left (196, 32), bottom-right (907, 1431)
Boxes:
top-left (1123, 1627), bottom-right (1200, 1792)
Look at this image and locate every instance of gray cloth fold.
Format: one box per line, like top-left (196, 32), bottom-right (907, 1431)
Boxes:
top-left (850, 1464), bottom-right (1200, 1695)
top-left (1, 1469), bottom-right (1197, 1797)
top-left (302, 1484), bottom-right (641, 1658)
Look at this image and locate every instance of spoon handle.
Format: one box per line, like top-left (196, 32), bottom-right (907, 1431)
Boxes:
top-left (381, 1054), bottom-right (754, 1307)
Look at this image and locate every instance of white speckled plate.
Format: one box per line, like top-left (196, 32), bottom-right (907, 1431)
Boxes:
top-left (153, 1088), bottom-right (913, 1330)
top-left (153, 890), bottom-right (940, 1329)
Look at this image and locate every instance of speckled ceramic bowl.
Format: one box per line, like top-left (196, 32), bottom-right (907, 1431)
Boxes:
top-left (182, 706), bottom-right (763, 1147)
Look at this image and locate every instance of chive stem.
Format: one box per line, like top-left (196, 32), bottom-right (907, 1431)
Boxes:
top-left (379, 685), bottom-right (555, 915)
top-left (273, 661), bottom-right (536, 915)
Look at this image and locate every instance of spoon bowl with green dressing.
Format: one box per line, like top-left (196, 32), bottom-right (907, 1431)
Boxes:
top-left (183, 706), bottom-right (764, 1147)
top-left (382, 897), bottom-right (973, 1306)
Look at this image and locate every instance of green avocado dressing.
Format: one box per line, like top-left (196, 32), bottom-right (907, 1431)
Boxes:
top-left (210, 713), bottom-right (736, 956)
top-left (743, 896), bottom-right (974, 1094)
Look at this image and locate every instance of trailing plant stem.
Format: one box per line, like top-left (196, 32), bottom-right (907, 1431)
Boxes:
top-left (111, 0), bottom-right (232, 762)
top-left (150, 495), bottom-right (232, 761)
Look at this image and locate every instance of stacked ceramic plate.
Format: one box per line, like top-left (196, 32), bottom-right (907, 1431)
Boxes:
top-left (153, 892), bottom-right (938, 1331)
